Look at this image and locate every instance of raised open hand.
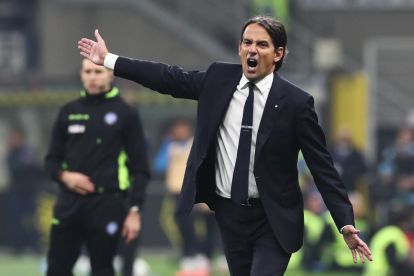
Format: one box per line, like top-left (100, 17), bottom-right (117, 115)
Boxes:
top-left (78, 29), bottom-right (109, 65)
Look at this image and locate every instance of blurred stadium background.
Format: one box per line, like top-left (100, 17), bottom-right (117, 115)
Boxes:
top-left (1, 0), bottom-right (414, 275)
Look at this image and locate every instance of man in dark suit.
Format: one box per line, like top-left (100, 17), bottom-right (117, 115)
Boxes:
top-left (79, 16), bottom-right (372, 276)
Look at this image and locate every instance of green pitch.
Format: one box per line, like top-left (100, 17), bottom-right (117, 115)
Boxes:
top-left (0, 253), bottom-right (359, 276)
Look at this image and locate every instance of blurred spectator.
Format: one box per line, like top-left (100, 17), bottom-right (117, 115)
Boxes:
top-left (363, 204), bottom-right (414, 276)
top-left (287, 191), bottom-right (327, 272)
top-left (156, 119), bottom-right (216, 275)
top-left (330, 127), bottom-right (367, 192)
top-left (302, 192), bottom-right (327, 271)
top-left (378, 127), bottom-right (414, 194)
top-left (320, 192), bottom-right (369, 272)
top-left (6, 127), bottom-right (42, 254)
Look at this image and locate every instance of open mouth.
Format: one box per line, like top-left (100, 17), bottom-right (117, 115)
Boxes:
top-left (247, 58), bottom-right (258, 68)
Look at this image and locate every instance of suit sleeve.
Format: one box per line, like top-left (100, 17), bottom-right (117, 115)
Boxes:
top-left (123, 106), bottom-right (150, 209)
top-left (45, 107), bottom-right (67, 184)
top-left (114, 57), bottom-right (206, 100)
top-left (297, 96), bottom-right (355, 231)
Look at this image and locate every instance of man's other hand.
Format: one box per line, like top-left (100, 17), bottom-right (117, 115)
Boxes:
top-left (78, 29), bottom-right (109, 65)
top-left (342, 225), bottom-right (373, 264)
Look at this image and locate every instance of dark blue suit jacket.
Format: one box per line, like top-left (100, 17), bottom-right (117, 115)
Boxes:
top-left (114, 57), bottom-right (354, 253)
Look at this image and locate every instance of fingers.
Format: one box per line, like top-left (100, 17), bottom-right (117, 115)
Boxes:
top-left (80, 52), bottom-right (89, 59)
top-left (72, 185), bottom-right (88, 195)
top-left (78, 39), bottom-right (96, 60)
top-left (357, 249), bottom-right (365, 263)
top-left (78, 41), bottom-right (92, 55)
top-left (348, 238), bottom-right (372, 264)
top-left (95, 29), bottom-right (104, 43)
top-left (78, 42), bottom-right (91, 52)
top-left (79, 38), bottom-right (94, 46)
top-left (122, 218), bottom-right (140, 244)
top-left (358, 244), bottom-right (373, 261)
top-left (69, 179), bottom-right (94, 195)
top-left (351, 249), bottom-right (357, 264)
top-left (123, 228), bottom-right (138, 244)
top-left (121, 224), bottom-right (128, 238)
top-left (81, 180), bottom-right (95, 193)
top-left (74, 181), bottom-right (94, 194)
top-left (78, 31), bottom-right (108, 65)
top-left (356, 237), bottom-right (373, 260)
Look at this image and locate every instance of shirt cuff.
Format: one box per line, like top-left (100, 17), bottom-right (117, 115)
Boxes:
top-left (340, 225), bottom-right (352, 233)
top-left (104, 53), bottom-right (119, 70)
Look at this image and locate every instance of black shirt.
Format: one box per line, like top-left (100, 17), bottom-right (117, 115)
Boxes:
top-left (45, 87), bottom-right (150, 208)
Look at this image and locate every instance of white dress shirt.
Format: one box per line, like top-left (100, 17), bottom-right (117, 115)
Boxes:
top-left (104, 53), bottom-right (119, 69)
top-left (215, 73), bottom-right (273, 199)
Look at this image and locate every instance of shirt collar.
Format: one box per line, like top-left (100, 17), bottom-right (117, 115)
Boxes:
top-left (80, 87), bottom-right (119, 99)
top-left (239, 73), bottom-right (274, 95)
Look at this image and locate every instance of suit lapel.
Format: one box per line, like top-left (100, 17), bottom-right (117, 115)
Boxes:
top-left (254, 73), bottom-right (286, 162)
top-left (207, 69), bottom-right (242, 140)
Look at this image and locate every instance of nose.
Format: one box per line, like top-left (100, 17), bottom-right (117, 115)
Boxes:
top-left (89, 73), bottom-right (97, 79)
top-left (248, 45), bottom-right (257, 56)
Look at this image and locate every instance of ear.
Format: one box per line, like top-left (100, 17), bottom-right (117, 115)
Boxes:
top-left (273, 47), bottom-right (285, 63)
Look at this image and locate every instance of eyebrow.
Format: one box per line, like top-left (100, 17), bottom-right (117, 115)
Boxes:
top-left (242, 38), bottom-right (270, 44)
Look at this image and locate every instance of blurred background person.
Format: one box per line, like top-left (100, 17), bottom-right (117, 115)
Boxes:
top-left (330, 127), bottom-right (367, 193)
top-left (375, 127), bottom-right (414, 226)
top-left (287, 190), bottom-right (327, 272)
top-left (44, 59), bottom-right (150, 276)
top-left (6, 127), bottom-right (43, 255)
top-left (378, 127), bottom-right (414, 195)
top-left (301, 191), bottom-right (328, 272)
top-left (156, 119), bottom-right (217, 275)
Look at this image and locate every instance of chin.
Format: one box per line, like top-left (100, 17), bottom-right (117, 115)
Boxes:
top-left (245, 73), bottom-right (259, 81)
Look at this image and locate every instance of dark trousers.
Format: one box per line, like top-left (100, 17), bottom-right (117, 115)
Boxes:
top-left (118, 235), bottom-right (140, 276)
top-left (174, 195), bottom-right (218, 258)
top-left (215, 196), bottom-right (291, 276)
top-left (7, 191), bottom-right (39, 253)
top-left (174, 202), bottom-right (198, 257)
top-left (46, 191), bottom-right (126, 276)
top-left (195, 210), bottom-right (217, 259)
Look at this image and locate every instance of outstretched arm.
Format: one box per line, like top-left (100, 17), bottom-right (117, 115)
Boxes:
top-left (78, 30), bottom-right (205, 100)
top-left (78, 29), bottom-right (108, 65)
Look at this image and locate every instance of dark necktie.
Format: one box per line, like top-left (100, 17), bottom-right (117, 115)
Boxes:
top-left (231, 82), bottom-right (255, 204)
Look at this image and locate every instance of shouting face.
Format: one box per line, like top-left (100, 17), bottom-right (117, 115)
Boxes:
top-left (239, 23), bottom-right (284, 81)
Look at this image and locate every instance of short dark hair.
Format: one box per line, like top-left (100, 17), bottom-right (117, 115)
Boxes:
top-left (240, 16), bottom-right (287, 71)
